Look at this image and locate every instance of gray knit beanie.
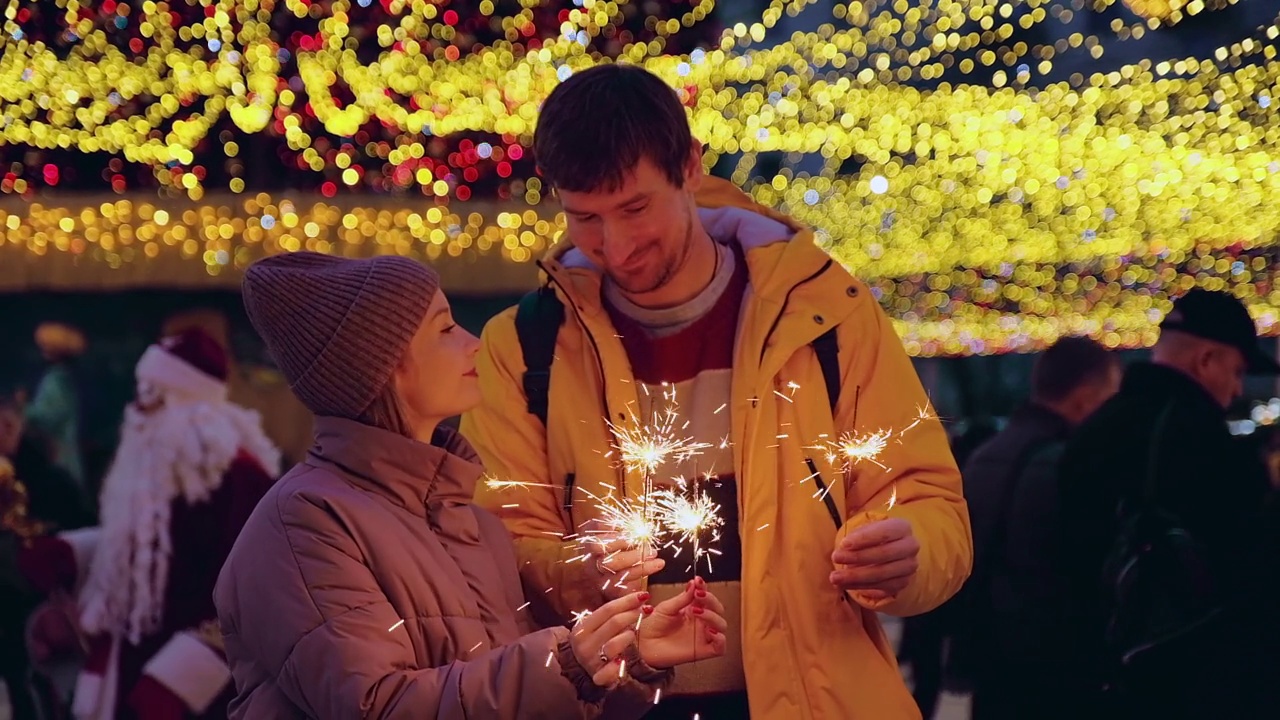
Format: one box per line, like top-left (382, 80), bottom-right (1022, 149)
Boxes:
top-left (241, 252), bottom-right (439, 418)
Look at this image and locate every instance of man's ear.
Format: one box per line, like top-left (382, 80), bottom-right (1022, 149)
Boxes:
top-left (683, 139), bottom-right (705, 192)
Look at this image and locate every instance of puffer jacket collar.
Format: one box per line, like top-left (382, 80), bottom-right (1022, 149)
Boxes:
top-left (307, 416), bottom-right (484, 512)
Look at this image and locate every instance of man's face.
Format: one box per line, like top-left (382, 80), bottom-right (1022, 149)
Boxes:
top-left (1201, 345), bottom-right (1247, 409)
top-left (557, 150), bottom-right (703, 301)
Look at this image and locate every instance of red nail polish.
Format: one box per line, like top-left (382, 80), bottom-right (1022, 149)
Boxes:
top-left (695, 589), bottom-right (707, 598)
top-left (637, 592), bottom-right (651, 602)
top-left (643, 605), bottom-right (654, 615)
top-left (692, 606), bottom-right (704, 615)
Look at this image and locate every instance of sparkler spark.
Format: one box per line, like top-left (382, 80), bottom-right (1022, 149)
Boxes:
top-left (654, 490), bottom-right (723, 551)
top-left (654, 487), bottom-right (724, 574)
top-left (886, 484), bottom-right (899, 511)
top-left (483, 475), bottom-right (560, 491)
top-left (608, 411), bottom-right (711, 478)
top-left (387, 619), bottom-right (405, 632)
top-left (820, 428), bottom-right (893, 470)
top-left (582, 491), bottom-right (663, 550)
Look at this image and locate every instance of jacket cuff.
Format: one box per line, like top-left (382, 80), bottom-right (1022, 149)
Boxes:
top-left (141, 630), bottom-right (231, 714)
top-left (621, 643), bottom-right (673, 686)
top-left (555, 637), bottom-right (608, 706)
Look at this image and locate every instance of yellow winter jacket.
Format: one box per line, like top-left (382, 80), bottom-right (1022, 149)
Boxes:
top-left (462, 178), bottom-right (972, 720)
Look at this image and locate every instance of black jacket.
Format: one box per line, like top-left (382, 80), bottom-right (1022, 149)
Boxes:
top-left (1055, 362), bottom-right (1276, 713)
top-left (960, 403), bottom-right (1073, 668)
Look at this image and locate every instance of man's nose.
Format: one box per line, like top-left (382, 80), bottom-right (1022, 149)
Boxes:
top-left (601, 224), bottom-right (638, 266)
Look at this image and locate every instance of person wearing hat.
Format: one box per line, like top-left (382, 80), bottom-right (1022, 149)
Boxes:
top-left (18, 328), bottom-right (280, 720)
top-left (1049, 288), bottom-right (1280, 718)
top-left (217, 251), bottom-right (728, 719)
top-left (26, 322), bottom-right (90, 492)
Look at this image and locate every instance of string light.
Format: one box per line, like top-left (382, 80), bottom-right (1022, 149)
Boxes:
top-left (3, 1), bottom-right (1279, 354)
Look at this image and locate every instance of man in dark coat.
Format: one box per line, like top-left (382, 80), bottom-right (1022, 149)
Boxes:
top-left (959, 337), bottom-right (1120, 720)
top-left (1055, 289), bottom-right (1280, 717)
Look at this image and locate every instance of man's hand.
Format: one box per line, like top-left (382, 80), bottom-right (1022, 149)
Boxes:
top-left (586, 537), bottom-right (665, 600)
top-left (829, 517), bottom-right (919, 597)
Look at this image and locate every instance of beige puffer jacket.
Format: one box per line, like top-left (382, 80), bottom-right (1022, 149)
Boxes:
top-left (214, 416), bottom-right (668, 719)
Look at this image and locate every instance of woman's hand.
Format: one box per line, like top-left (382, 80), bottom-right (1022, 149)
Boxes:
top-left (636, 577), bottom-right (728, 669)
top-left (568, 591), bottom-right (649, 687)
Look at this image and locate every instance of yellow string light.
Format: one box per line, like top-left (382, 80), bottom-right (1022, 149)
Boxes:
top-left (2, 0), bottom-right (1278, 354)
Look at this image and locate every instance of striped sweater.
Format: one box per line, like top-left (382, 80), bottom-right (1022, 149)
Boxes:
top-left (602, 242), bottom-right (747, 697)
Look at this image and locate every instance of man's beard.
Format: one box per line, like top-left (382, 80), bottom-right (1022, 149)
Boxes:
top-left (610, 207), bottom-right (695, 296)
top-left (78, 406), bottom-right (179, 642)
top-left (76, 400), bottom-right (276, 642)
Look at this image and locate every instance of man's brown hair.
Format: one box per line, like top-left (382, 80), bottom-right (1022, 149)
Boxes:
top-left (533, 64), bottom-right (693, 193)
top-left (1031, 336), bottom-right (1119, 403)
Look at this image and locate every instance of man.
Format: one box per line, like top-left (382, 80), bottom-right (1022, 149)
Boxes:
top-left (957, 337), bottom-right (1120, 719)
top-left (1055, 289), bottom-right (1280, 716)
top-left (462, 65), bottom-right (971, 719)
top-left (18, 328), bottom-right (279, 720)
top-left (161, 307), bottom-right (314, 467)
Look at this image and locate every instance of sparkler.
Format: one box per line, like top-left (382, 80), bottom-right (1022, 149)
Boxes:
top-left (603, 386), bottom-right (712, 562)
top-left (653, 483), bottom-right (724, 575)
top-left (819, 428), bottom-right (893, 471)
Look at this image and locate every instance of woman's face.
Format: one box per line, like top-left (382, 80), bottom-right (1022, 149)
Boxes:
top-left (393, 290), bottom-right (481, 428)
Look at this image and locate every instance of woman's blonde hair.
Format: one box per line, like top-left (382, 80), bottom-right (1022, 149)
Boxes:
top-left (357, 383), bottom-right (413, 438)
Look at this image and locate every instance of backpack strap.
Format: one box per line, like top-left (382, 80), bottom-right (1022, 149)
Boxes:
top-left (811, 327), bottom-right (841, 416)
top-left (515, 287), bottom-right (563, 427)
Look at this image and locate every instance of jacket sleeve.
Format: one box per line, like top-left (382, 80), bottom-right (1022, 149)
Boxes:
top-left (250, 492), bottom-right (649, 720)
top-left (834, 288), bottom-right (973, 616)
top-left (136, 455), bottom-right (274, 714)
top-left (460, 310), bottom-right (606, 622)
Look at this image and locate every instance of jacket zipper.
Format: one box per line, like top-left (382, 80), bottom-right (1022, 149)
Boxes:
top-left (804, 458), bottom-right (843, 529)
top-left (757, 258), bottom-right (834, 366)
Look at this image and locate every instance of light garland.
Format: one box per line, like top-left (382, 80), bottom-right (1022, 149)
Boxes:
top-left (3, 0), bottom-right (1280, 355)
top-left (3, 194), bottom-right (1278, 356)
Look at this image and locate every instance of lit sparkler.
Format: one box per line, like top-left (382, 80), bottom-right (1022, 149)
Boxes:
top-left (820, 428), bottom-right (893, 471)
top-left (603, 387), bottom-right (711, 560)
top-left (653, 485), bottom-right (724, 575)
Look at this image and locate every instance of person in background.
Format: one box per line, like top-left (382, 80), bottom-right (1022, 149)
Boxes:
top-left (897, 417), bottom-right (999, 719)
top-left (18, 328), bottom-right (279, 720)
top-left (219, 252), bottom-right (727, 719)
top-left (1055, 289), bottom-right (1280, 717)
top-left (161, 308), bottom-right (312, 470)
top-left (957, 337), bottom-right (1121, 719)
top-left (0, 394), bottom-right (94, 533)
top-left (463, 64), bottom-right (971, 719)
top-left (26, 323), bottom-right (88, 492)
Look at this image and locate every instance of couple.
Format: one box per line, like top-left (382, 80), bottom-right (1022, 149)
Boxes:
top-left (218, 65), bottom-right (971, 719)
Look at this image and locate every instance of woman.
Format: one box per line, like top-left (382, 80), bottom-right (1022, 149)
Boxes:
top-left (218, 252), bottom-right (728, 719)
